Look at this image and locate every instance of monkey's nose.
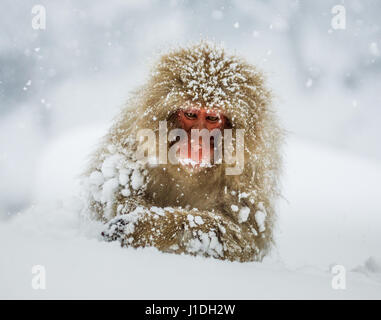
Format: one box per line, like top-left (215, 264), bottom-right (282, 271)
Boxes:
top-left (192, 120), bottom-right (207, 130)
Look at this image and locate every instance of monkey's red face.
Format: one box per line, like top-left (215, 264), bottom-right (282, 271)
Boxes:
top-left (177, 107), bottom-right (228, 168)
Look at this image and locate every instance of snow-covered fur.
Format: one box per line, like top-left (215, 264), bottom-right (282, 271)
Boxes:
top-left (82, 41), bottom-right (283, 262)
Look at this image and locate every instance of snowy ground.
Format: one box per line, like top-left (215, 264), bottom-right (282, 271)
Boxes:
top-left (0, 128), bottom-right (380, 299)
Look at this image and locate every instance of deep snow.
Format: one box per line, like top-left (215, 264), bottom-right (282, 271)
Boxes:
top-left (0, 128), bottom-right (380, 299)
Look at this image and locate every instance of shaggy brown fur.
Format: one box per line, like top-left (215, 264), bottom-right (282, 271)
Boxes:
top-left (82, 41), bottom-right (283, 262)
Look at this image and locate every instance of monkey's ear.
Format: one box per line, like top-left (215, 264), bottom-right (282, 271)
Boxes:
top-left (177, 75), bottom-right (185, 86)
top-left (166, 111), bottom-right (178, 123)
top-left (224, 117), bottom-right (233, 129)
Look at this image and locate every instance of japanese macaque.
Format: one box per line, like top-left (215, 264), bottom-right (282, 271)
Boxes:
top-left (82, 42), bottom-right (283, 262)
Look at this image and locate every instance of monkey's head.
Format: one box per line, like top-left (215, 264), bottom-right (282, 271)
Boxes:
top-left (106, 41), bottom-right (281, 208)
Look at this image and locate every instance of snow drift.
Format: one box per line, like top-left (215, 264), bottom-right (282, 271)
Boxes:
top-left (0, 129), bottom-right (380, 299)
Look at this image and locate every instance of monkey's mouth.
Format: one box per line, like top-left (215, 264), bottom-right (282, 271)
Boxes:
top-left (178, 157), bottom-right (214, 169)
top-left (168, 136), bottom-right (219, 171)
top-left (179, 141), bottom-right (217, 171)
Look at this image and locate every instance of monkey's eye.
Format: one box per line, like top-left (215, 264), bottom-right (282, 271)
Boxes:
top-left (206, 115), bottom-right (219, 122)
top-left (184, 112), bottom-right (197, 119)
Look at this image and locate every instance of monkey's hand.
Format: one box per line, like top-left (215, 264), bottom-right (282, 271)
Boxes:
top-left (101, 206), bottom-right (258, 262)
